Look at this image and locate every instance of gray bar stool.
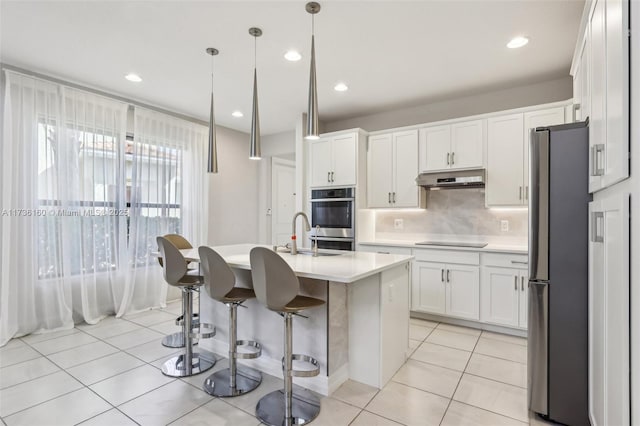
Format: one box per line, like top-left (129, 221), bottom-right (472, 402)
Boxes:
top-left (157, 236), bottom-right (216, 377)
top-left (199, 246), bottom-right (263, 397)
top-left (250, 247), bottom-right (325, 426)
top-left (158, 234), bottom-right (200, 349)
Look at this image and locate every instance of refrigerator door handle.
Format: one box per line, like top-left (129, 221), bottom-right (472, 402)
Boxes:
top-left (529, 129), bottom-right (550, 281)
top-left (528, 281), bottom-right (549, 416)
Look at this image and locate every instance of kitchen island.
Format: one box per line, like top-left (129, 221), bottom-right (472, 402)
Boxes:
top-left (178, 244), bottom-right (412, 395)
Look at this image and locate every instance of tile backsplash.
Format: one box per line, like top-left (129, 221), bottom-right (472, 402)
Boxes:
top-left (375, 188), bottom-right (528, 240)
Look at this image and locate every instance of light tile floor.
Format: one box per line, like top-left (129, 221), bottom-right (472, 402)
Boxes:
top-left (0, 304), bottom-right (554, 425)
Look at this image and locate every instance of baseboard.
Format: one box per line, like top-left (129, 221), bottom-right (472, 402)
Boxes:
top-left (410, 311), bottom-right (527, 338)
top-left (198, 339), bottom-right (346, 396)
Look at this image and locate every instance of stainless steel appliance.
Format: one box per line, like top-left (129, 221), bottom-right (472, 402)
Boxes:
top-left (309, 187), bottom-right (354, 251)
top-left (528, 121), bottom-right (590, 426)
top-left (415, 169), bottom-right (485, 189)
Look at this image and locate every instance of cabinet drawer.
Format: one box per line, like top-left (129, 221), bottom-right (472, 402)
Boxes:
top-left (358, 245), bottom-right (412, 256)
top-left (482, 253), bottom-right (528, 269)
top-left (413, 249), bottom-right (479, 265)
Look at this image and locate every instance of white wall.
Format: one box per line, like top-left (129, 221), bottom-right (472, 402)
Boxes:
top-left (324, 76), bottom-right (573, 132)
top-left (207, 126), bottom-right (259, 245)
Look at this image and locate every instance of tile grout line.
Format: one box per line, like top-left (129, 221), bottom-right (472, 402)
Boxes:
top-left (437, 332), bottom-right (481, 426)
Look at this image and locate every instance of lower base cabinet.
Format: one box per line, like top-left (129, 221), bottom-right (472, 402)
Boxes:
top-left (481, 267), bottom-right (528, 329)
top-left (412, 261), bottom-right (479, 321)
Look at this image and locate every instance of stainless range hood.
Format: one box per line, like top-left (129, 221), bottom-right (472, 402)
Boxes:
top-left (416, 169), bottom-right (485, 189)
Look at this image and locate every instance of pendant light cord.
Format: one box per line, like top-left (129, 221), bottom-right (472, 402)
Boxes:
top-left (312, 13), bottom-right (315, 36)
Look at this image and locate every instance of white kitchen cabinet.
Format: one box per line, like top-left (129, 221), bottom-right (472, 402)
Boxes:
top-left (450, 120), bottom-right (484, 170)
top-left (446, 264), bottom-right (480, 320)
top-left (419, 120), bottom-right (483, 172)
top-left (589, 193), bottom-right (630, 426)
top-left (413, 257), bottom-right (479, 321)
top-left (367, 130), bottom-right (419, 208)
top-left (572, 31), bottom-right (591, 122)
top-left (481, 267), bottom-right (528, 329)
top-left (309, 132), bottom-right (357, 188)
top-left (588, 0), bottom-right (630, 193)
top-left (487, 109), bottom-right (564, 207)
top-left (486, 113), bottom-right (525, 206)
top-left (412, 261), bottom-right (446, 315)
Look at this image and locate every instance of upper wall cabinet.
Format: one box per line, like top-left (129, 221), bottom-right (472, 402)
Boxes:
top-left (309, 132), bottom-right (357, 188)
top-left (367, 130), bottom-right (419, 208)
top-left (419, 119), bottom-right (483, 172)
top-left (581, 0), bottom-right (630, 193)
top-left (487, 108), bottom-right (565, 207)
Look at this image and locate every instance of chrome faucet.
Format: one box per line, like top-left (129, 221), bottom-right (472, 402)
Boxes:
top-left (313, 225), bottom-right (320, 256)
top-left (291, 212), bottom-right (311, 255)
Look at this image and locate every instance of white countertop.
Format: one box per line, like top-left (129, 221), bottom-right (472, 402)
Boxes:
top-left (177, 244), bottom-right (413, 284)
top-left (358, 239), bottom-right (528, 254)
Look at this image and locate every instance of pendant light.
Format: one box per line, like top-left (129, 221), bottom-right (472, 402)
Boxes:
top-left (305, 2), bottom-right (321, 140)
top-left (249, 27), bottom-right (262, 160)
top-left (205, 47), bottom-right (219, 173)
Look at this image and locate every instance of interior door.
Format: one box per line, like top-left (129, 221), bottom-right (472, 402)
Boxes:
top-left (367, 134), bottom-right (393, 208)
top-left (450, 120), bottom-right (483, 169)
top-left (412, 261), bottom-right (446, 314)
top-left (392, 130), bottom-right (419, 207)
top-left (271, 158), bottom-right (296, 245)
top-left (481, 267), bottom-right (519, 327)
top-left (446, 264), bottom-right (479, 320)
top-left (419, 125), bottom-right (451, 172)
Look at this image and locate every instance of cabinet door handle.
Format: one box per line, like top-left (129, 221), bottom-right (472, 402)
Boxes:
top-left (446, 269), bottom-right (450, 283)
top-left (451, 152), bottom-right (455, 165)
top-left (514, 275), bottom-right (518, 290)
top-left (511, 260), bottom-right (528, 265)
top-left (519, 186), bottom-right (522, 200)
top-left (327, 172), bottom-right (331, 183)
top-left (572, 103), bottom-right (581, 122)
top-left (446, 152), bottom-right (450, 165)
top-left (591, 144), bottom-right (605, 177)
top-left (521, 276), bottom-right (525, 291)
top-left (441, 269), bottom-right (445, 282)
top-left (392, 192), bottom-right (396, 203)
top-left (591, 211), bottom-right (604, 243)
top-left (331, 171), bottom-right (335, 182)
top-left (388, 192), bottom-right (391, 204)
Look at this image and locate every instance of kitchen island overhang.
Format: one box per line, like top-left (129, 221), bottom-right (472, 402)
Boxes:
top-left (172, 244), bottom-right (412, 396)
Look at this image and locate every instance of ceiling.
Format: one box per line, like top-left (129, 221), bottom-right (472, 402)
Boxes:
top-left (1, 1), bottom-right (584, 135)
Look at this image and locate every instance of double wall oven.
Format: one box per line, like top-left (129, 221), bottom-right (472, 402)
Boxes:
top-left (309, 187), bottom-right (355, 251)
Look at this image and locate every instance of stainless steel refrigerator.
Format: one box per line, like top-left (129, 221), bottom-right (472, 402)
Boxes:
top-left (528, 121), bottom-right (590, 426)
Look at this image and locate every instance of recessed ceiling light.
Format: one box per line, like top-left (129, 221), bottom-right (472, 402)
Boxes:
top-left (232, 111), bottom-right (244, 118)
top-left (284, 50), bottom-right (302, 61)
top-left (507, 36), bottom-right (529, 49)
top-left (124, 73), bottom-right (142, 82)
top-left (334, 82), bottom-right (349, 92)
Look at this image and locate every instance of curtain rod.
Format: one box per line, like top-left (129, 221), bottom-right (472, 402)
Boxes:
top-left (1, 63), bottom-right (209, 127)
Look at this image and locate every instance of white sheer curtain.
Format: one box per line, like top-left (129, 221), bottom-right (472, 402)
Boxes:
top-left (1, 71), bottom-right (129, 345)
top-left (117, 107), bottom-right (209, 315)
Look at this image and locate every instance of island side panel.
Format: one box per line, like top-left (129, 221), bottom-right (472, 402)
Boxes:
top-left (347, 262), bottom-right (410, 388)
top-left (328, 281), bottom-right (348, 376)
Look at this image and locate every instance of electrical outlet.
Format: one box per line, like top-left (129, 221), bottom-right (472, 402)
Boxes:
top-left (394, 219), bottom-right (404, 230)
top-left (500, 220), bottom-right (509, 232)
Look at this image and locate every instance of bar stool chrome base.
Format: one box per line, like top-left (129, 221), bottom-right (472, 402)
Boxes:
top-left (161, 331), bottom-right (199, 348)
top-left (204, 366), bottom-right (262, 397)
top-left (256, 388), bottom-right (320, 426)
top-left (161, 350), bottom-right (216, 377)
